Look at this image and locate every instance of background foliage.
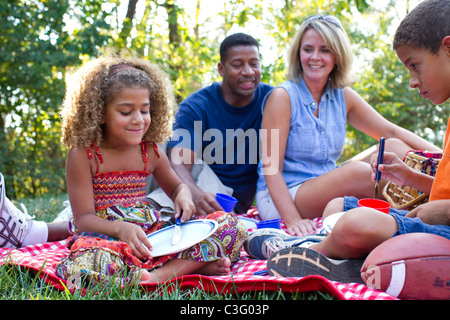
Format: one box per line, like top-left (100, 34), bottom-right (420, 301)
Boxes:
top-left (0, 0), bottom-right (448, 198)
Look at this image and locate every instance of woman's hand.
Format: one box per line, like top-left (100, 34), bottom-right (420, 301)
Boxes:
top-left (285, 216), bottom-right (318, 237)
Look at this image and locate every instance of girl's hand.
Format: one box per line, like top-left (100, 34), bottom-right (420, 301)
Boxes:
top-left (173, 183), bottom-right (196, 221)
top-left (174, 197), bottom-right (196, 221)
top-left (115, 221), bottom-right (153, 261)
top-left (285, 217), bottom-right (318, 237)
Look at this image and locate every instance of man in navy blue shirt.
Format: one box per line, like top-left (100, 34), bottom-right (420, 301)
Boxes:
top-left (166, 33), bottom-right (273, 215)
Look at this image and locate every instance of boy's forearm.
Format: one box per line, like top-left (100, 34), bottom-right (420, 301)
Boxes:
top-left (406, 171), bottom-right (435, 195)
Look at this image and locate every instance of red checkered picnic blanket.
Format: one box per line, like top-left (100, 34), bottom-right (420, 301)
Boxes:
top-left (0, 209), bottom-right (396, 300)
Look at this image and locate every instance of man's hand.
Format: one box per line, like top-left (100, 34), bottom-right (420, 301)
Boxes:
top-left (192, 191), bottom-right (224, 216)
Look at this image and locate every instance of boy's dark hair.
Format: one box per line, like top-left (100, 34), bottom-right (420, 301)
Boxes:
top-left (394, 0), bottom-right (450, 54)
top-left (219, 33), bottom-right (260, 63)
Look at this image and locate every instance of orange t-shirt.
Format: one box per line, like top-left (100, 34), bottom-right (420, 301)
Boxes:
top-left (429, 116), bottom-right (450, 201)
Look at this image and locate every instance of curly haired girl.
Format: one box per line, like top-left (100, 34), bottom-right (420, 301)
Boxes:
top-left (56, 55), bottom-right (247, 286)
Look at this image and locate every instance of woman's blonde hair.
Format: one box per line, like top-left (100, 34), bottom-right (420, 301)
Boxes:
top-left (61, 55), bottom-right (176, 148)
top-left (286, 16), bottom-right (355, 88)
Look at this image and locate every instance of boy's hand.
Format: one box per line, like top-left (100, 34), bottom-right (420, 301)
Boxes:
top-left (371, 151), bottom-right (434, 194)
top-left (370, 151), bottom-right (413, 186)
top-left (406, 200), bottom-right (450, 226)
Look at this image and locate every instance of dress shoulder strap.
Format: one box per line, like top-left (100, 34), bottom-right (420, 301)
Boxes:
top-left (140, 141), bottom-right (148, 171)
top-left (151, 141), bottom-right (160, 159)
top-left (86, 142), bottom-right (157, 173)
top-left (86, 143), bottom-right (103, 175)
top-left (140, 141), bottom-right (160, 171)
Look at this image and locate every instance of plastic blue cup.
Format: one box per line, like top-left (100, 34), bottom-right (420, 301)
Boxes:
top-left (257, 219), bottom-right (281, 229)
top-left (216, 193), bottom-right (238, 212)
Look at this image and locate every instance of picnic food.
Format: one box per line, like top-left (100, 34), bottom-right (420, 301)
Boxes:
top-left (360, 233), bottom-right (450, 299)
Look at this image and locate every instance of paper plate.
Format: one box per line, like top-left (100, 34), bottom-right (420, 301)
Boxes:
top-left (238, 216), bottom-right (258, 229)
top-left (147, 219), bottom-right (218, 257)
top-left (322, 211), bottom-right (346, 234)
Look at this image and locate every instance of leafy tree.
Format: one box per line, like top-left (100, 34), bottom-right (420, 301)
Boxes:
top-left (0, 0), bottom-right (112, 197)
top-left (1, 0), bottom-right (447, 199)
top-left (347, 1), bottom-right (449, 158)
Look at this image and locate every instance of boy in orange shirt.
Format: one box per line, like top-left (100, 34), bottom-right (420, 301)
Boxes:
top-left (265, 0), bottom-right (450, 283)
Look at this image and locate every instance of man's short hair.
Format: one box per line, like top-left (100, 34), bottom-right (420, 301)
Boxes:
top-left (219, 33), bottom-right (260, 63)
top-left (394, 0), bottom-right (450, 54)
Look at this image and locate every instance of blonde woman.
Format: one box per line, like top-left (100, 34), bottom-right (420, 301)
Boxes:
top-left (254, 15), bottom-right (439, 237)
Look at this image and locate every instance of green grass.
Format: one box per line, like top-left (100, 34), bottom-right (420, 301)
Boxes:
top-left (0, 195), bottom-right (334, 301)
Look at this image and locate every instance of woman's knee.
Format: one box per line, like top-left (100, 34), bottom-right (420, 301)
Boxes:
top-left (341, 161), bottom-right (374, 197)
top-left (345, 160), bottom-right (372, 177)
top-left (384, 137), bottom-right (410, 158)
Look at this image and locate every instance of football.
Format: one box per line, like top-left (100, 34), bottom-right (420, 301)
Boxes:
top-left (361, 233), bottom-right (450, 300)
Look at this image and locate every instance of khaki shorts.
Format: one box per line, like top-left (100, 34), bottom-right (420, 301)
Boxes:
top-left (255, 183), bottom-right (302, 221)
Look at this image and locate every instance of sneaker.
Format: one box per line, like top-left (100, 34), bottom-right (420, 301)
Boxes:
top-left (267, 246), bottom-right (364, 284)
top-left (52, 200), bottom-right (73, 222)
top-left (0, 173), bottom-right (34, 248)
top-left (244, 228), bottom-right (326, 260)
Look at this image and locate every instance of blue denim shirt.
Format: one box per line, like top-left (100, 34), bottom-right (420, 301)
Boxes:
top-left (257, 79), bottom-right (347, 191)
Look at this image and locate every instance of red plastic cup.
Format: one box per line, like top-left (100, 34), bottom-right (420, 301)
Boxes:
top-left (358, 198), bottom-right (391, 214)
